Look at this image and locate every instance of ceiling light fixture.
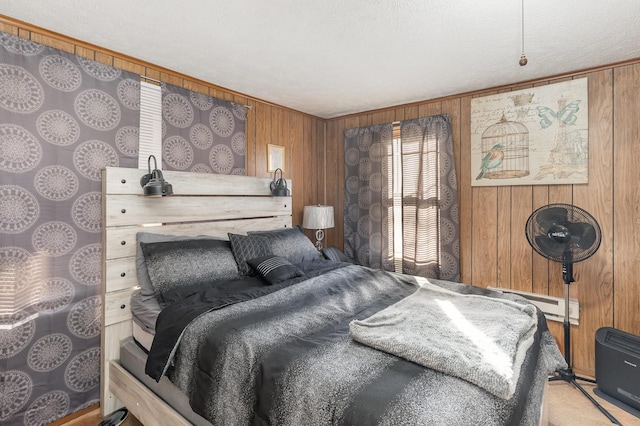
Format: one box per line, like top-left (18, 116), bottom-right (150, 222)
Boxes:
top-left (519, 0), bottom-right (528, 66)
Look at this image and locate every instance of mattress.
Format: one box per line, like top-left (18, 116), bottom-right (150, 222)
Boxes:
top-left (120, 338), bottom-right (211, 426)
top-left (132, 320), bottom-right (154, 352)
top-left (130, 289), bottom-right (160, 351)
top-left (120, 335), bottom-right (551, 426)
top-left (131, 289), bottom-right (161, 334)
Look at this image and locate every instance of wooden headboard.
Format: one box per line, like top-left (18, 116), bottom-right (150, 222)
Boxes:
top-left (100, 166), bottom-right (292, 416)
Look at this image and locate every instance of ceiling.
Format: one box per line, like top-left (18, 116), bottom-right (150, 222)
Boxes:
top-left (1, 1), bottom-right (639, 119)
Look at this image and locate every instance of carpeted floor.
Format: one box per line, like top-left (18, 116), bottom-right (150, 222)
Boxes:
top-left (547, 380), bottom-right (640, 426)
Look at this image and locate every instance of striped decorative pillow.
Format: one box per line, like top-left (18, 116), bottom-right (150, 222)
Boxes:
top-left (246, 255), bottom-right (305, 285)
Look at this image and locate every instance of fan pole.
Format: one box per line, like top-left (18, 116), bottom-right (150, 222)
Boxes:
top-left (548, 262), bottom-right (621, 425)
top-left (562, 261), bottom-right (574, 367)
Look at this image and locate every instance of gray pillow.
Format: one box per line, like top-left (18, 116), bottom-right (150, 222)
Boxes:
top-left (249, 225), bottom-right (321, 264)
top-left (136, 232), bottom-right (222, 297)
top-left (228, 233), bottom-right (272, 275)
top-left (322, 246), bottom-right (353, 263)
top-left (140, 238), bottom-right (240, 303)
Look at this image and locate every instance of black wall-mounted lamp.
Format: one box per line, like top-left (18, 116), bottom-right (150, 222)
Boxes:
top-left (140, 155), bottom-right (173, 197)
top-left (269, 168), bottom-right (290, 196)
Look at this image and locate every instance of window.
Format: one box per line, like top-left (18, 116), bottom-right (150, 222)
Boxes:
top-left (392, 122), bottom-right (403, 272)
top-left (138, 80), bottom-right (162, 169)
top-left (344, 115), bottom-right (459, 280)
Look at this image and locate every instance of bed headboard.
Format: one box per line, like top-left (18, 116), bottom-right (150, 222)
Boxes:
top-left (100, 166), bottom-right (292, 416)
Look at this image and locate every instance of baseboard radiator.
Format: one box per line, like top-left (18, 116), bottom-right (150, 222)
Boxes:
top-left (487, 287), bottom-right (579, 325)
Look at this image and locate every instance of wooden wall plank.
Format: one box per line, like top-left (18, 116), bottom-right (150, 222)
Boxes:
top-left (458, 96), bottom-right (473, 282)
top-left (31, 33), bottom-right (74, 52)
top-left (324, 119), bottom-right (340, 247)
top-left (113, 57), bottom-right (145, 75)
top-left (418, 102), bottom-right (441, 118)
top-left (471, 186), bottom-right (498, 286)
top-left (613, 63), bottom-right (640, 335)
top-left (75, 46), bottom-right (95, 60)
top-left (333, 119), bottom-right (345, 249)
top-left (95, 51), bottom-right (113, 65)
top-left (316, 117), bottom-right (326, 201)
top-left (510, 185), bottom-right (533, 292)
top-left (290, 111), bottom-right (305, 227)
top-left (254, 103), bottom-right (271, 178)
top-left (245, 99), bottom-right (258, 176)
top-left (403, 105), bottom-right (419, 121)
top-left (531, 186), bottom-right (550, 295)
top-left (571, 70), bottom-right (614, 375)
top-left (0, 22), bottom-right (19, 34)
top-left (496, 186), bottom-right (512, 288)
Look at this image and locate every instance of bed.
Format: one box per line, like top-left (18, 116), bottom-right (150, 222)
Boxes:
top-left (100, 166), bottom-right (565, 425)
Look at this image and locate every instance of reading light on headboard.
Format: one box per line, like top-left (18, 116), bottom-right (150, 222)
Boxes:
top-left (140, 155), bottom-right (173, 197)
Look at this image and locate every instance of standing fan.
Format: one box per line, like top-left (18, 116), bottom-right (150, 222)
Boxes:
top-left (525, 204), bottom-right (619, 425)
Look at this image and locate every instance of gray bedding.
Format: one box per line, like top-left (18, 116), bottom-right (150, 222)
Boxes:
top-left (349, 279), bottom-right (539, 400)
top-left (147, 263), bottom-right (566, 425)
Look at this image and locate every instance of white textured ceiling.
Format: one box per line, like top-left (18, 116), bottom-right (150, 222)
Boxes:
top-left (1, 1), bottom-right (639, 119)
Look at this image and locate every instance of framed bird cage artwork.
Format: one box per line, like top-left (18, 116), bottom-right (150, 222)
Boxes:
top-left (470, 78), bottom-right (588, 187)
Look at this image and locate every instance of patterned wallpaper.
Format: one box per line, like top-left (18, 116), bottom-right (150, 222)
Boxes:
top-left (0, 30), bottom-right (245, 425)
top-left (0, 31), bottom-right (140, 425)
top-left (161, 82), bottom-right (246, 174)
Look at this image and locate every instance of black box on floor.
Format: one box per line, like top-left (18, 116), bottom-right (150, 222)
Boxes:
top-left (595, 327), bottom-right (640, 414)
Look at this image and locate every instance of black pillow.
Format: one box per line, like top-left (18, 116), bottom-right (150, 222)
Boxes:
top-left (247, 255), bottom-right (305, 285)
top-left (140, 238), bottom-right (240, 302)
top-left (228, 233), bottom-right (272, 275)
top-left (248, 225), bottom-right (320, 264)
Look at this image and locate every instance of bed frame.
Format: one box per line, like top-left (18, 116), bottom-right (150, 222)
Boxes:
top-left (101, 166), bottom-right (551, 425)
top-left (100, 166), bottom-right (292, 423)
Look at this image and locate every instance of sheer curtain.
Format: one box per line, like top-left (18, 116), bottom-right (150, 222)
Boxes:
top-left (343, 123), bottom-right (394, 269)
top-left (344, 114), bottom-right (459, 281)
top-left (401, 115), bottom-right (459, 280)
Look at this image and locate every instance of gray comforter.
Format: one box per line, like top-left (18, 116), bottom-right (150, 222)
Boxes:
top-left (149, 263), bottom-right (566, 425)
top-left (349, 279), bottom-right (539, 400)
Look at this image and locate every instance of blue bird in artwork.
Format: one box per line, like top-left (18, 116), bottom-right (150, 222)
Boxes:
top-left (476, 144), bottom-right (505, 180)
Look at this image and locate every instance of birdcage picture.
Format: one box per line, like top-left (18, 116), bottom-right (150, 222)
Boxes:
top-left (471, 78), bottom-right (588, 186)
top-left (477, 114), bottom-right (529, 180)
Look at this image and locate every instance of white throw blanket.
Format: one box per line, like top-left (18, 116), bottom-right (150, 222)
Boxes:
top-left (349, 279), bottom-right (538, 400)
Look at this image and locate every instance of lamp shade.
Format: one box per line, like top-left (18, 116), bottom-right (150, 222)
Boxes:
top-left (302, 205), bottom-right (334, 229)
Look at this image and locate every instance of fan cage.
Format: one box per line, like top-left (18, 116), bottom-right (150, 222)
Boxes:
top-left (525, 203), bottom-right (602, 263)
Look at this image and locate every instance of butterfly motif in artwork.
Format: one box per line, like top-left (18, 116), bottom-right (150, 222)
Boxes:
top-left (536, 100), bottom-right (581, 129)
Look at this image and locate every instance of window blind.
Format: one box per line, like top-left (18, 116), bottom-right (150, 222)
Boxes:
top-left (138, 80), bottom-right (162, 169)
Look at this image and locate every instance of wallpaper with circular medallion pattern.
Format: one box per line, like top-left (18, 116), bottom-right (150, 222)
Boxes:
top-left (0, 31), bottom-right (248, 426)
top-left (161, 83), bottom-right (246, 175)
top-left (0, 32), bottom-right (140, 425)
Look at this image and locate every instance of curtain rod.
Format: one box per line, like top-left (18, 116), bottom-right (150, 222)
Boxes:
top-left (141, 75), bottom-right (161, 84)
top-left (139, 75), bottom-right (252, 109)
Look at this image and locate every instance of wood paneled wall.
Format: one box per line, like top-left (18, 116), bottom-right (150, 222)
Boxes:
top-left (326, 65), bottom-right (640, 376)
top-left (0, 16), bottom-right (326, 230)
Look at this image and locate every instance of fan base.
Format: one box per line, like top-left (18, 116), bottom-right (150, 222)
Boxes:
top-left (549, 366), bottom-right (620, 424)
